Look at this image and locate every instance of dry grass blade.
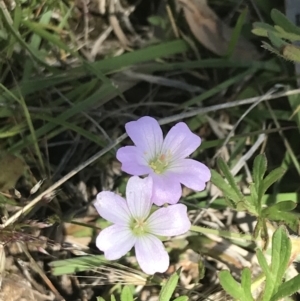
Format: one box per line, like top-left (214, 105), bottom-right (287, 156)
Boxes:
top-left (109, 0), bottom-right (131, 48)
top-left (19, 243), bottom-right (65, 301)
top-left (76, 264), bottom-right (149, 287)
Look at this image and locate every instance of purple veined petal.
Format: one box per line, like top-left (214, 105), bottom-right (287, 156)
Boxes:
top-left (125, 117), bottom-right (163, 161)
top-left (162, 122), bottom-right (201, 160)
top-left (116, 146), bottom-right (152, 176)
top-left (150, 173), bottom-right (182, 206)
top-left (169, 158), bottom-right (211, 191)
top-left (126, 176), bottom-right (153, 220)
top-left (94, 191), bottom-right (131, 224)
top-left (147, 204), bottom-right (191, 236)
top-left (135, 234), bottom-right (169, 275)
top-left (96, 225), bottom-right (136, 260)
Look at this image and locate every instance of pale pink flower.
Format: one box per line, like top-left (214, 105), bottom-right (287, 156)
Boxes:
top-left (116, 116), bottom-right (211, 206)
top-left (94, 176), bottom-right (191, 275)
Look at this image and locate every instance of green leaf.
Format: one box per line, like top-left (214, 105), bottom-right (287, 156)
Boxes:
top-left (274, 26), bottom-right (300, 42)
top-left (210, 170), bottom-right (240, 205)
top-left (173, 297), bottom-right (189, 301)
top-left (271, 273), bottom-right (300, 301)
top-left (49, 255), bottom-right (107, 275)
top-left (159, 271), bottom-right (180, 301)
top-left (111, 295), bottom-right (117, 301)
top-left (256, 249), bottom-right (274, 301)
top-left (270, 226), bottom-right (291, 288)
top-left (271, 9), bottom-right (300, 35)
top-left (225, 7), bottom-right (248, 58)
top-left (96, 298), bottom-right (106, 301)
top-left (261, 41), bottom-right (283, 58)
top-left (217, 158), bottom-right (244, 199)
top-left (219, 270), bottom-right (243, 300)
top-left (252, 154), bottom-right (267, 205)
top-left (121, 286), bottom-right (134, 301)
top-left (179, 68), bottom-right (257, 108)
top-left (264, 210), bottom-right (298, 232)
top-left (249, 183), bottom-right (259, 212)
top-left (252, 22), bottom-right (277, 35)
top-left (262, 167), bottom-right (286, 195)
top-left (268, 31), bottom-right (287, 49)
top-left (253, 154), bottom-right (267, 184)
top-left (264, 201), bottom-right (296, 213)
top-left (148, 16), bottom-right (167, 29)
top-left (282, 44), bottom-right (300, 62)
top-left (241, 268), bottom-right (254, 301)
top-left (22, 20), bottom-right (76, 54)
top-left (256, 249), bottom-right (271, 277)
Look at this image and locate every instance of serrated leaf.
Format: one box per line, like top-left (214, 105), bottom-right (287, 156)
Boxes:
top-left (271, 9), bottom-right (300, 35)
top-left (159, 271), bottom-right (180, 301)
top-left (261, 42), bottom-right (283, 58)
top-left (262, 167), bottom-right (286, 195)
top-left (121, 286), bottom-right (134, 301)
top-left (219, 270), bottom-right (243, 300)
top-left (271, 273), bottom-right (300, 301)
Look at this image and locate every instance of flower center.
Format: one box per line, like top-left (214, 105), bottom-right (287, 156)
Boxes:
top-left (149, 153), bottom-right (170, 174)
top-left (130, 219), bottom-right (148, 236)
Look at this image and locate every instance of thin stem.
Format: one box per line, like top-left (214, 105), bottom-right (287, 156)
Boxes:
top-left (190, 225), bottom-right (254, 242)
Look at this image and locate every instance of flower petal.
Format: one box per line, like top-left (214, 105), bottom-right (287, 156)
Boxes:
top-left (126, 176), bottom-right (153, 220)
top-left (125, 116), bottom-right (163, 161)
top-left (135, 234), bottom-right (169, 274)
top-left (96, 225), bottom-right (136, 260)
top-left (147, 204), bottom-right (191, 236)
top-left (94, 191), bottom-right (131, 224)
top-left (150, 173), bottom-right (182, 206)
top-left (169, 159), bottom-right (211, 191)
top-left (116, 146), bottom-right (151, 176)
top-left (162, 122), bottom-right (201, 160)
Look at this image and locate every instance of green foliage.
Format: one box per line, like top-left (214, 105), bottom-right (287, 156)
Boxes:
top-left (121, 286), bottom-right (134, 301)
top-left (219, 268), bottom-right (254, 301)
top-left (96, 286), bottom-right (133, 301)
top-left (220, 227), bottom-right (300, 301)
top-left (159, 270), bottom-right (180, 301)
top-left (49, 255), bottom-right (107, 275)
top-left (257, 227), bottom-right (291, 301)
top-left (2, 2), bottom-right (300, 301)
top-left (212, 154), bottom-right (297, 245)
top-left (148, 15), bottom-right (167, 29)
top-left (252, 9), bottom-right (300, 62)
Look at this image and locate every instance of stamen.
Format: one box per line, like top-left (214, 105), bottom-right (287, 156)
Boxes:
top-left (149, 152), bottom-right (171, 174)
